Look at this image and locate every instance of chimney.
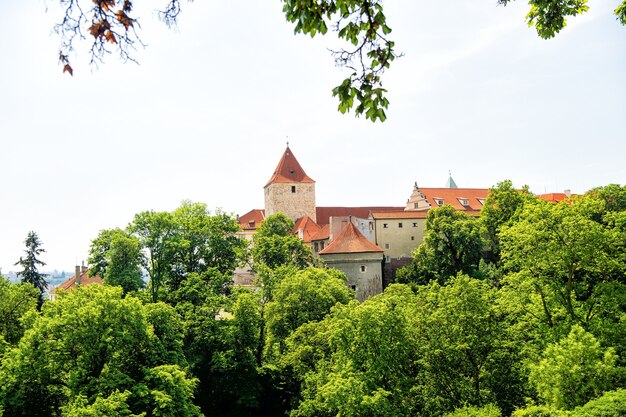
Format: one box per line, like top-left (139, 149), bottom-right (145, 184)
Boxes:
top-left (81, 260), bottom-right (88, 274)
top-left (75, 265), bottom-right (81, 286)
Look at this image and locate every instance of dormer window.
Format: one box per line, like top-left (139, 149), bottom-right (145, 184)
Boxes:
top-left (434, 198), bottom-right (444, 207)
top-left (458, 198), bottom-right (469, 207)
top-left (248, 221), bottom-right (255, 228)
top-left (477, 198), bottom-right (485, 206)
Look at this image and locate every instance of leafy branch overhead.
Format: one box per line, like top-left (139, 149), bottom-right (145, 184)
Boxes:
top-left (54, 0), bottom-right (626, 122)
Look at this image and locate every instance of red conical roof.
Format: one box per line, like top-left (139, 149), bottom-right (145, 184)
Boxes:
top-left (264, 146), bottom-right (314, 187)
top-left (319, 222), bottom-right (383, 255)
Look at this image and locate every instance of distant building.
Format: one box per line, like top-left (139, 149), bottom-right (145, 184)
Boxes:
top-left (538, 189), bottom-right (574, 203)
top-left (264, 146), bottom-right (317, 223)
top-left (49, 263), bottom-right (103, 301)
top-left (319, 221), bottom-right (384, 302)
top-left (238, 146), bottom-right (492, 299)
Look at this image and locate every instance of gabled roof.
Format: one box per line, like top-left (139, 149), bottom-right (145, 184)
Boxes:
top-left (319, 222), bottom-right (383, 255)
top-left (538, 193), bottom-right (573, 203)
top-left (54, 269), bottom-right (103, 293)
top-left (293, 215), bottom-right (322, 243)
top-left (264, 146), bottom-right (314, 187)
top-left (316, 206), bottom-right (404, 226)
top-left (310, 223), bottom-right (330, 241)
top-left (413, 188), bottom-right (488, 215)
top-left (238, 209), bottom-right (265, 230)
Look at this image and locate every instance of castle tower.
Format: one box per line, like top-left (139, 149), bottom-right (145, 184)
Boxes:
top-left (264, 146), bottom-right (316, 223)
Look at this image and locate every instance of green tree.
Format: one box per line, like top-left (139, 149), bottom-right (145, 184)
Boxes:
top-left (14, 231), bottom-right (48, 309)
top-left (529, 325), bottom-right (618, 410)
top-left (252, 213), bottom-right (316, 271)
top-left (130, 209), bottom-right (181, 302)
top-left (171, 202), bottom-right (245, 282)
top-left (397, 205), bottom-right (483, 285)
top-left (480, 180), bottom-right (532, 263)
top-left (287, 278), bottom-right (524, 417)
top-left (571, 389), bottom-right (626, 417)
top-left (129, 202), bottom-right (245, 301)
top-left (0, 276), bottom-right (38, 346)
top-left (444, 404), bottom-right (502, 417)
top-left (265, 267), bottom-right (353, 355)
top-left (88, 228), bottom-right (145, 294)
top-left (499, 195), bottom-right (625, 333)
top-left (51, 0), bottom-right (626, 121)
top-left (0, 285), bottom-right (198, 417)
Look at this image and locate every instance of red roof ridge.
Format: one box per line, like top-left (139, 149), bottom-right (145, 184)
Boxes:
top-left (293, 215), bottom-right (322, 243)
top-left (264, 146), bottom-right (314, 187)
top-left (319, 222), bottom-right (383, 255)
top-left (53, 269), bottom-right (103, 293)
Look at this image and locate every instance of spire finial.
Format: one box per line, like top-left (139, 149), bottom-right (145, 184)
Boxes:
top-left (286, 136), bottom-right (289, 148)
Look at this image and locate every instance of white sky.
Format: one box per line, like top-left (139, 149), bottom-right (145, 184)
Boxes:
top-left (1, 0), bottom-right (624, 272)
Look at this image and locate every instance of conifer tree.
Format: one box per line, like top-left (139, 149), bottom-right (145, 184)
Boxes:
top-left (14, 231), bottom-right (47, 309)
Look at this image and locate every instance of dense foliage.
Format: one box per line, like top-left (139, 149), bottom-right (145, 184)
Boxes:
top-left (1, 185), bottom-right (625, 416)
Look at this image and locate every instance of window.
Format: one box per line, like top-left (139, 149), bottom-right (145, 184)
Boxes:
top-left (477, 198), bottom-right (485, 206)
top-left (320, 241), bottom-right (325, 249)
top-left (385, 255), bottom-right (391, 263)
top-left (411, 236), bottom-right (415, 241)
top-left (434, 198), bottom-right (444, 206)
top-left (398, 222), bottom-right (403, 228)
top-left (413, 202), bottom-right (418, 209)
top-left (360, 265), bottom-right (366, 273)
top-left (384, 243), bottom-right (390, 249)
top-left (458, 198), bottom-right (469, 207)
top-left (314, 242), bottom-right (319, 252)
top-left (291, 186), bottom-right (296, 193)
top-left (350, 284), bottom-right (357, 291)
top-left (383, 223), bottom-right (388, 228)
top-left (412, 222), bottom-right (418, 227)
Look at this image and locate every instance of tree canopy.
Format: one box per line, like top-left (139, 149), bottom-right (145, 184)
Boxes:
top-left (2, 182), bottom-right (626, 417)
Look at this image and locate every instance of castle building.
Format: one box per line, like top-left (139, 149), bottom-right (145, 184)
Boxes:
top-left (319, 221), bottom-right (384, 302)
top-left (264, 146), bottom-right (317, 223)
top-left (238, 145), bottom-right (492, 299)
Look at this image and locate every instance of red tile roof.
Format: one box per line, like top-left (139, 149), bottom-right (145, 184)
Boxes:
top-left (293, 215), bottom-right (322, 243)
top-left (310, 224), bottom-right (330, 241)
top-left (54, 269), bottom-right (103, 293)
top-left (538, 193), bottom-right (573, 203)
top-left (371, 211), bottom-right (429, 219)
top-left (238, 209), bottom-right (265, 230)
top-left (319, 222), bottom-right (384, 255)
top-left (315, 206), bottom-right (404, 226)
top-left (415, 188), bottom-right (489, 214)
top-left (264, 146), bottom-right (314, 187)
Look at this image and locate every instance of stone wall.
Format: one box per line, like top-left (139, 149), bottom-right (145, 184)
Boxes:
top-left (264, 182), bottom-right (316, 222)
top-left (320, 252), bottom-right (384, 302)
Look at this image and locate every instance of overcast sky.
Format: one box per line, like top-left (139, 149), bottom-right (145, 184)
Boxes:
top-left (1, 0), bottom-right (624, 272)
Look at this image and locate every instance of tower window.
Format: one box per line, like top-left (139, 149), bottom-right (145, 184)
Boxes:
top-left (360, 265), bottom-right (366, 273)
top-left (383, 223), bottom-right (388, 228)
top-left (398, 222), bottom-right (403, 228)
top-left (291, 186), bottom-right (296, 193)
